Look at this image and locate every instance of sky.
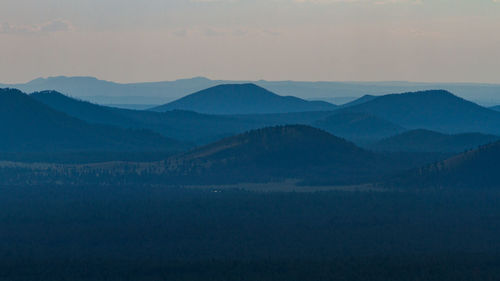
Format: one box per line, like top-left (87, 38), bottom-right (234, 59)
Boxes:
top-left (0, 0), bottom-right (499, 84)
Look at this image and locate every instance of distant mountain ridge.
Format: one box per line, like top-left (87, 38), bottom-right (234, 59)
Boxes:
top-left (151, 84), bottom-right (338, 114)
top-left (1, 76), bottom-right (219, 104)
top-left (4, 76), bottom-right (500, 105)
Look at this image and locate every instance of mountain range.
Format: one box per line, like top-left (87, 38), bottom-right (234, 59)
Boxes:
top-left (1, 76), bottom-right (219, 105)
top-left (19, 86), bottom-right (500, 150)
top-left (30, 89), bottom-right (361, 144)
top-left (31, 90), bottom-right (269, 144)
top-left (4, 83), bottom-right (500, 188)
top-left (0, 88), bottom-right (186, 153)
top-left (0, 125), bottom-right (438, 186)
top-left (5, 74), bottom-right (500, 281)
top-left (28, 88), bottom-right (406, 145)
top-left (151, 84), bottom-right (338, 114)
top-left (3, 76), bottom-right (500, 106)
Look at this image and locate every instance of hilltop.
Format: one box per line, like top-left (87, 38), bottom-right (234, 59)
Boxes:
top-left (340, 90), bottom-right (500, 134)
top-left (151, 84), bottom-right (337, 114)
top-left (165, 125), bottom-right (390, 185)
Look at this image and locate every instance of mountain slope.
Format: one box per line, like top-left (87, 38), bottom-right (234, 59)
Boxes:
top-left (31, 90), bottom-right (277, 144)
top-left (339, 90), bottom-right (500, 134)
top-left (32, 90), bottom-right (357, 145)
top-left (0, 88), bottom-right (185, 153)
top-left (312, 112), bottom-right (405, 143)
top-left (165, 125), bottom-right (391, 185)
top-left (5, 76), bottom-right (500, 105)
top-left (2, 76), bottom-right (220, 104)
top-left (490, 105), bottom-right (500, 112)
top-left (391, 141), bottom-right (500, 188)
top-left (0, 123), bottom-right (449, 186)
top-left (370, 129), bottom-right (500, 153)
top-left (36, 90), bottom-right (396, 145)
top-left (151, 84), bottom-right (337, 114)
top-left (340, 95), bottom-right (377, 108)
top-left (31, 90), bottom-right (135, 125)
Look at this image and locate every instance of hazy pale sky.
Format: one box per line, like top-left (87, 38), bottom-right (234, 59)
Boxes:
top-left (1, 0), bottom-right (499, 83)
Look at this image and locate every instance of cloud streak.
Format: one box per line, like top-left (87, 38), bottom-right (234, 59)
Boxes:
top-left (293, 0), bottom-right (422, 4)
top-left (0, 19), bottom-right (73, 34)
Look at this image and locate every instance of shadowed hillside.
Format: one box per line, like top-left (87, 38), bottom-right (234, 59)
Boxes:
top-left (151, 84), bottom-right (337, 114)
top-left (389, 140), bottom-right (500, 188)
top-left (490, 105), bottom-right (500, 112)
top-left (340, 94), bottom-right (377, 107)
top-left (0, 125), bottom-right (385, 186)
top-left (0, 88), bottom-right (186, 153)
top-left (31, 90), bottom-right (143, 127)
top-left (313, 112), bottom-right (405, 143)
top-left (340, 90), bottom-right (500, 134)
top-left (4, 76), bottom-right (500, 105)
top-left (370, 129), bottom-right (499, 153)
top-left (0, 124), bottom-right (450, 186)
top-left (164, 125), bottom-right (392, 185)
top-left (31, 90), bottom-right (275, 144)
top-left (32, 90), bottom-right (359, 145)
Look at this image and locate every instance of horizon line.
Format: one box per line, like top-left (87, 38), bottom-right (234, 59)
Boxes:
top-left (2, 75), bottom-right (500, 86)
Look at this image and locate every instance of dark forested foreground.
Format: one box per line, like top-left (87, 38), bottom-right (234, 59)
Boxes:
top-left (2, 185), bottom-right (500, 280)
top-left (4, 256), bottom-right (500, 281)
